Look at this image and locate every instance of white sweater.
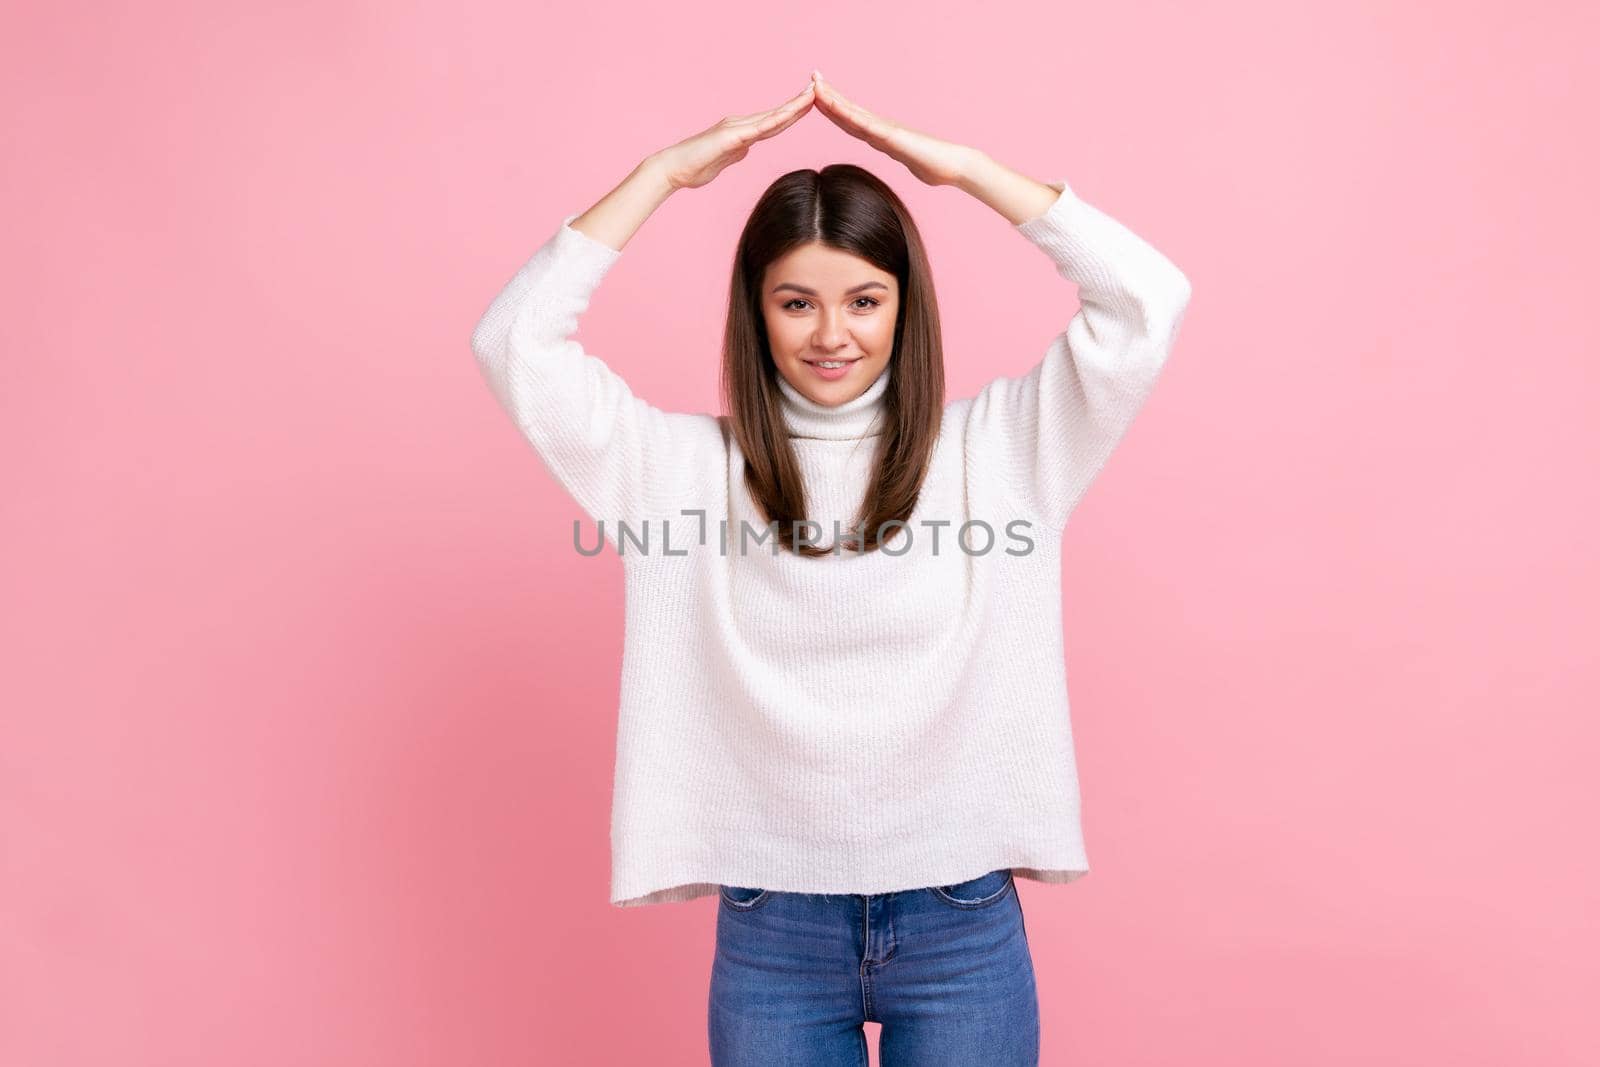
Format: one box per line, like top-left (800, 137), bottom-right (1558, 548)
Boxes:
top-left (471, 178), bottom-right (1191, 907)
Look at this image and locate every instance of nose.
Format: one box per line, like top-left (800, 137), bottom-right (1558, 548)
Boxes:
top-left (813, 309), bottom-right (850, 349)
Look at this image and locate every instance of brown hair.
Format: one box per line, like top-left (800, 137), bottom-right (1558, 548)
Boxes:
top-left (720, 164), bottom-right (945, 557)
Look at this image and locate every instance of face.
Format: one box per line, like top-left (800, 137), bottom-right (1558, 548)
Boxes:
top-left (761, 242), bottom-right (899, 406)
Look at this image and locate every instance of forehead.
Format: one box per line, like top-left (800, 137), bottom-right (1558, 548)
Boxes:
top-left (762, 241), bottom-right (896, 293)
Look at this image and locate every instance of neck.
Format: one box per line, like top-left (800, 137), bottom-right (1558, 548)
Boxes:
top-left (776, 364), bottom-right (891, 440)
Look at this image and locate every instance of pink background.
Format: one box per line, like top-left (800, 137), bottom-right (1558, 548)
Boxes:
top-left (4, 1), bottom-right (1596, 1064)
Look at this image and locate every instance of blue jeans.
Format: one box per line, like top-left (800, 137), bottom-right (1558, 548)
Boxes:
top-left (708, 868), bottom-right (1040, 1066)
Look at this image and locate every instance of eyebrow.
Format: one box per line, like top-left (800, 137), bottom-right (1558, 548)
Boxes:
top-left (769, 281), bottom-right (890, 297)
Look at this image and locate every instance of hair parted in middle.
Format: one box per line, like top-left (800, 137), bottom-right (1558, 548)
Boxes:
top-left (720, 163), bottom-right (946, 557)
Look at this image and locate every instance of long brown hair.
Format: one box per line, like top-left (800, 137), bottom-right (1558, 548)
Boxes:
top-left (720, 164), bottom-right (945, 557)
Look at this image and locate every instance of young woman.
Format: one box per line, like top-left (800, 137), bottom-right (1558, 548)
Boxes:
top-left (470, 71), bottom-right (1191, 1066)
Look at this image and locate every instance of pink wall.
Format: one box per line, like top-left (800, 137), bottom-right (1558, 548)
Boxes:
top-left (4, 1), bottom-right (1596, 1064)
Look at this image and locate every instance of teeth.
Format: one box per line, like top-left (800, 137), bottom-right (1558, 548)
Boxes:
top-left (816, 361), bottom-right (847, 368)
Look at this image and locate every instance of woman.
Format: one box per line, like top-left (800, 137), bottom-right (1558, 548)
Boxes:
top-left (470, 71), bottom-right (1191, 1066)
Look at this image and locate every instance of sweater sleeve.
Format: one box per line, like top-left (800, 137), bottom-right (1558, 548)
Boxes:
top-left (470, 213), bottom-right (701, 551)
top-left (965, 179), bottom-right (1192, 530)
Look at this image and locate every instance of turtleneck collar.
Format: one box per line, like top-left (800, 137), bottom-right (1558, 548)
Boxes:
top-left (775, 363), bottom-right (892, 440)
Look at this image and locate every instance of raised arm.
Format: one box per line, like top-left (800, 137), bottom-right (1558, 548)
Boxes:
top-left (469, 85), bottom-right (817, 551)
top-left (962, 162), bottom-right (1192, 530)
top-left (804, 75), bottom-right (1193, 531)
top-left (469, 175), bottom-right (686, 550)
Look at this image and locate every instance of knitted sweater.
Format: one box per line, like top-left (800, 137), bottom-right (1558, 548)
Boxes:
top-left (470, 178), bottom-right (1191, 907)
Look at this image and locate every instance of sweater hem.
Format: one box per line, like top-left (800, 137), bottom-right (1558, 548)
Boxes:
top-left (610, 863), bottom-right (1090, 909)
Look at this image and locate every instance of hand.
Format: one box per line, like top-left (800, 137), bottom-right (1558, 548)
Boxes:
top-left (651, 84), bottom-right (816, 192)
top-left (808, 71), bottom-right (976, 188)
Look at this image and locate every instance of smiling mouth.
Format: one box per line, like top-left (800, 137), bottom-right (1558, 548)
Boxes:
top-left (804, 357), bottom-right (860, 367)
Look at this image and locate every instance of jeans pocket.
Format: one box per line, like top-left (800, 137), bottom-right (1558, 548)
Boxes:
top-left (717, 884), bottom-right (774, 911)
top-left (929, 868), bottom-right (1014, 909)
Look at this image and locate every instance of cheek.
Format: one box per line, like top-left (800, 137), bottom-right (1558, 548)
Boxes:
top-left (768, 317), bottom-right (803, 352)
top-left (863, 315), bottom-right (897, 351)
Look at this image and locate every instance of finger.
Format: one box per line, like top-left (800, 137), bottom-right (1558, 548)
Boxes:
top-left (817, 80), bottom-right (891, 141)
top-left (814, 91), bottom-right (879, 145)
top-left (811, 78), bottom-right (864, 129)
top-left (761, 93), bottom-right (815, 135)
top-left (816, 78), bottom-right (878, 127)
top-left (729, 84), bottom-right (814, 126)
top-left (771, 83), bottom-right (816, 120)
top-left (818, 108), bottom-right (874, 148)
top-left (745, 103), bottom-right (811, 145)
top-left (736, 88), bottom-right (815, 142)
top-left (814, 75), bottom-right (859, 111)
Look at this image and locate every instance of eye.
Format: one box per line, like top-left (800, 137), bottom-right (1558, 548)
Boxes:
top-left (780, 297), bottom-right (882, 311)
